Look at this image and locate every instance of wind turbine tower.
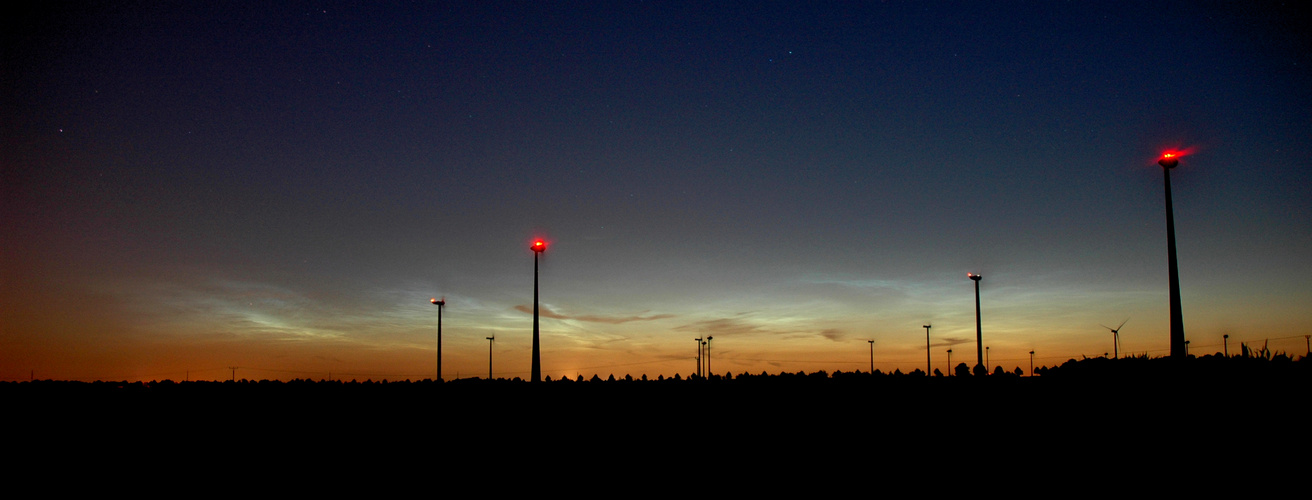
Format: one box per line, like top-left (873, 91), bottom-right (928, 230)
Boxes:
top-left (923, 323), bottom-right (932, 375)
top-left (431, 297), bottom-right (445, 381)
top-left (1101, 319), bottom-right (1128, 359)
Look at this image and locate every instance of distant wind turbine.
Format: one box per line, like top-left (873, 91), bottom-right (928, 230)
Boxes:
top-left (486, 334), bottom-right (495, 380)
top-left (1100, 318), bottom-right (1128, 359)
top-left (432, 296), bottom-right (446, 381)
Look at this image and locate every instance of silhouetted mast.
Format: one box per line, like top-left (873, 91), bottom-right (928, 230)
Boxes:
top-left (531, 239), bottom-right (546, 382)
top-left (706, 336), bottom-right (713, 378)
top-left (694, 337), bottom-right (703, 378)
top-left (1158, 153), bottom-right (1187, 358)
top-left (923, 324), bottom-right (932, 375)
top-left (969, 273), bottom-right (983, 372)
top-left (868, 340), bottom-right (875, 373)
top-left (431, 297), bottom-right (445, 381)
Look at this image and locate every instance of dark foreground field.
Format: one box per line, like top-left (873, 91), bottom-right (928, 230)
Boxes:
top-left (5, 355), bottom-right (1304, 485)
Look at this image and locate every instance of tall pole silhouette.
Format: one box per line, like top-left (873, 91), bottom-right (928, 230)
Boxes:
top-left (431, 297), bottom-right (445, 381)
top-left (1029, 350), bottom-right (1035, 377)
top-left (706, 336), bottom-right (714, 378)
top-left (923, 324), bottom-right (932, 375)
top-left (868, 340), bottom-right (875, 374)
top-left (487, 334), bottom-right (495, 380)
top-left (1158, 153), bottom-right (1186, 358)
top-left (1223, 334), bottom-right (1229, 357)
top-left (694, 337), bottom-right (704, 378)
top-left (531, 239), bottom-right (546, 382)
top-left (700, 339), bottom-right (707, 377)
top-left (969, 273), bottom-right (983, 372)
top-left (946, 349), bottom-right (952, 376)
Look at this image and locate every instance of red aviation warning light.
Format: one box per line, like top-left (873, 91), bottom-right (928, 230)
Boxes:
top-left (531, 239), bottom-right (547, 252)
top-left (1159, 152), bottom-right (1179, 169)
top-left (1157, 146), bottom-right (1198, 168)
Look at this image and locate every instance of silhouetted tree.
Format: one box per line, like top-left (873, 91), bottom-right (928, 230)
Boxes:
top-left (955, 363), bottom-right (971, 377)
top-left (933, 368), bottom-right (944, 377)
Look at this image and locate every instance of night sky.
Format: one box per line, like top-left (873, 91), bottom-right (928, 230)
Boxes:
top-left (4, 1), bottom-right (1310, 382)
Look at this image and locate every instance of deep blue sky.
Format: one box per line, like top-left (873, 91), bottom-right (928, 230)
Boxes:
top-left (4, 1), bottom-right (1310, 381)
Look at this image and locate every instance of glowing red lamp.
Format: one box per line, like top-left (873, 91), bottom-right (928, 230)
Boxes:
top-left (1158, 152), bottom-right (1179, 169)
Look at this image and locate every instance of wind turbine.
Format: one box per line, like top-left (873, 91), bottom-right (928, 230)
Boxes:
top-left (431, 296), bottom-right (446, 381)
top-left (1100, 318), bottom-right (1128, 359)
top-left (923, 323), bottom-right (932, 375)
top-left (486, 334), bottom-right (495, 380)
top-left (530, 239), bottom-right (546, 382)
top-left (706, 336), bottom-right (713, 377)
top-left (694, 337), bottom-right (704, 378)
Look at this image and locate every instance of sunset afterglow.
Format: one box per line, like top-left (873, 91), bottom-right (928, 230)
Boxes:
top-left (3, 2), bottom-right (1309, 383)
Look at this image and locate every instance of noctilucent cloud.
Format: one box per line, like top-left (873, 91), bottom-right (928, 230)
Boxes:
top-left (3, 1), bottom-right (1309, 381)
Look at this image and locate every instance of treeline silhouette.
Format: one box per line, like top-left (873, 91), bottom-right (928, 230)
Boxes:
top-left (8, 353), bottom-right (1303, 476)
top-left (8, 350), bottom-right (1306, 389)
top-left (9, 353), bottom-right (1305, 424)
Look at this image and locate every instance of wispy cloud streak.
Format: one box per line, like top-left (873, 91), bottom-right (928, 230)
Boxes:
top-left (513, 305), bottom-right (675, 324)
